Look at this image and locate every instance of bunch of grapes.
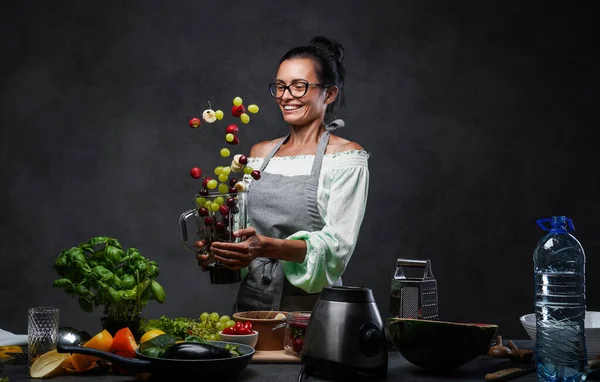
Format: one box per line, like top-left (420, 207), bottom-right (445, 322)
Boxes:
top-left (188, 311), bottom-right (237, 341)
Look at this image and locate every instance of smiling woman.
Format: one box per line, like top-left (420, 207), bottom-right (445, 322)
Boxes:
top-left (195, 36), bottom-right (370, 313)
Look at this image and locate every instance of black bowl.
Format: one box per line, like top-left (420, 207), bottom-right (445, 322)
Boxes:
top-left (387, 318), bottom-right (498, 371)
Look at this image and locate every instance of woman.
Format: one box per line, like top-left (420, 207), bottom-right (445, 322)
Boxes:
top-left (196, 36), bottom-right (370, 312)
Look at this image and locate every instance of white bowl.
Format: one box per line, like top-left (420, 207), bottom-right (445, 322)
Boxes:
top-left (520, 311), bottom-right (600, 358)
top-left (218, 330), bottom-right (259, 348)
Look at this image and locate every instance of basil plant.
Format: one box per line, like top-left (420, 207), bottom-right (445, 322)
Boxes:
top-left (52, 236), bottom-right (166, 323)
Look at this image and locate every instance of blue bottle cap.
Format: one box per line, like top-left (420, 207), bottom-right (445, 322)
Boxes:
top-left (536, 216), bottom-right (575, 233)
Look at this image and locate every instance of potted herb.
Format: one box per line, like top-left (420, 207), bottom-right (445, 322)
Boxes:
top-left (52, 236), bottom-right (166, 336)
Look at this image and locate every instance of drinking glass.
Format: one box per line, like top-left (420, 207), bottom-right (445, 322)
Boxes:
top-left (27, 307), bottom-right (60, 366)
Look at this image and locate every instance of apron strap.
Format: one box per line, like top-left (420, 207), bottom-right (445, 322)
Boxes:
top-left (259, 135), bottom-right (289, 172)
top-left (310, 119), bottom-right (344, 178)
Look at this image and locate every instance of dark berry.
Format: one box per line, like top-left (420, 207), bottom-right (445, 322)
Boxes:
top-left (251, 170), bottom-right (261, 180)
top-left (229, 178), bottom-right (238, 187)
top-left (203, 217), bottom-right (213, 226)
top-left (226, 197), bottom-right (237, 207)
top-left (238, 155), bottom-right (248, 165)
top-left (292, 338), bottom-right (303, 353)
top-left (199, 188), bottom-right (209, 196)
top-left (198, 207), bottom-right (209, 217)
top-left (228, 187), bottom-right (238, 194)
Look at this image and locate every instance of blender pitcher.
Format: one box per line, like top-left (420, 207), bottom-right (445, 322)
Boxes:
top-left (179, 191), bottom-right (248, 284)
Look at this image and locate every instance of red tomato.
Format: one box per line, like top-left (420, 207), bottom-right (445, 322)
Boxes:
top-left (235, 321), bottom-right (245, 330)
top-left (237, 327), bottom-right (252, 335)
top-left (244, 322), bottom-right (253, 330)
top-left (111, 328), bottom-right (138, 358)
top-left (222, 326), bottom-right (237, 335)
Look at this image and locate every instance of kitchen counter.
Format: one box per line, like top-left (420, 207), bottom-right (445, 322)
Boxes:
top-left (1, 341), bottom-right (597, 382)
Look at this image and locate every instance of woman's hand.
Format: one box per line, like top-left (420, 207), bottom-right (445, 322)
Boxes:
top-left (210, 227), bottom-right (266, 271)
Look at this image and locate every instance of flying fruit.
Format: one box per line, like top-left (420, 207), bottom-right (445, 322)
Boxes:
top-left (251, 170), bottom-right (261, 180)
top-left (220, 148), bottom-right (231, 157)
top-left (238, 155), bottom-right (248, 165)
top-left (215, 110), bottom-right (224, 120)
top-left (233, 97), bottom-right (243, 106)
top-left (247, 104), bottom-right (259, 113)
top-left (225, 133), bottom-right (235, 143)
top-left (226, 124), bottom-right (239, 135)
top-left (202, 109), bottom-right (217, 123)
top-left (232, 104), bottom-right (245, 118)
top-left (240, 113), bottom-right (250, 124)
top-left (189, 118), bottom-right (201, 129)
top-left (190, 167), bottom-right (202, 179)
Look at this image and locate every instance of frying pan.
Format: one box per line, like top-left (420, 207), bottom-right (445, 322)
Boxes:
top-left (57, 341), bottom-right (255, 376)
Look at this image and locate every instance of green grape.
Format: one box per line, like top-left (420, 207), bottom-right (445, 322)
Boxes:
top-left (218, 183), bottom-right (229, 194)
top-left (233, 96), bottom-right (243, 106)
top-left (225, 320), bottom-right (235, 329)
top-left (200, 312), bottom-right (209, 322)
top-left (248, 104), bottom-right (259, 113)
top-left (218, 174), bottom-right (228, 183)
top-left (225, 133), bottom-right (235, 143)
top-left (219, 315), bottom-right (231, 324)
top-left (199, 321), bottom-right (206, 329)
top-left (204, 201), bottom-right (212, 209)
top-left (243, 166), bottom-right (253, 175)
top-left (207, 179), bottom-right (218, 189)
top-left (215, 332), bottom-right (221, 341)
top-left (214, 196), bottom-right (224, 205)
top-left (240, 113), bottom-right (250, 124)
top-left (209, 312), bottom-right (220, 322)
top-left (210, 202), bottom-right (219, 212)
top-left (221, 166), bottom-right (231, 176)
top-left (214, 166), bottom-right (223, 176)
top-left (220, 148), bottom-right (231, 157)
top-left (207, 334), bottom-right (216, 341)
top-left (215, 322), bottom-right (222, 330)
top-left (215, 110), bottom-right (224, 120)
top-left (195, 197), bottom-right (207, 209)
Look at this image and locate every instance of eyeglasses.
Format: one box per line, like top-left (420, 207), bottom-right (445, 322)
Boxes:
top-left (268, 81), bottom-right (326, 98)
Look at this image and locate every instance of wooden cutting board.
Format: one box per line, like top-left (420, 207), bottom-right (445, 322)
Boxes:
top-left (251, 350), bottom-right (301, 364)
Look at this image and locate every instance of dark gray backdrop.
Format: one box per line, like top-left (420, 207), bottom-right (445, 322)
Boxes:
top-left (1, 1), bottom-right (598, 339)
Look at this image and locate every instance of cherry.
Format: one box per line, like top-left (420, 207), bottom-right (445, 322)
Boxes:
top-left (251, 170), bottom-right (261, 180)
top-left (198, 207), bottom-right (209, 217)
top-left (190, 167), bottom-right (202, 179)
top-left (202, 177), bottom-right (212, 188)
top-left (238, 155), bottom-right (248, 165)
top-left (229, 178), bottom-right (238, 187)
top-left (231, 104), bottom-right (245, 118)
top-left (199, 188), bottom-right (209, 196)
top-left (228, 187), bottom-right (238, 194)
top-left (189, 117), bottom-right (201, 129)
top-left (203, 217), bottom-right (213, 226)
top-left (226, 124), bottom-right (239, 135)
top-left (219, 205), bottom-right (230, 216)
top-left (226, 197), bottom-right (237, 207)
top-left (215, 221), bottom-right (226, 232)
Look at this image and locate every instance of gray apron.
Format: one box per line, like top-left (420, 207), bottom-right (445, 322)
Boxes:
top-left (234, 120), bottom-right (345, 312)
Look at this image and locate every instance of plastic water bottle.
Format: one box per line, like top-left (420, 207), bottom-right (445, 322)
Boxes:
top-left (534, 216), bottom-right (587, 382)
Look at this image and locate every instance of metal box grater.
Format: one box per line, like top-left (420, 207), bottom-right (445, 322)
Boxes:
top-left (389, 258), bottom-right (439, 320)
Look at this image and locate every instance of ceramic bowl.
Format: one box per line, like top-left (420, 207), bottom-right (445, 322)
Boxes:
top-left (232, 311), bottom-right (288, 351)
top-left (520, 311), bottom-right (600, 358)
top-left (388, 317), bottom-right (498, 371)
top-left (218, 330), bottom-right (259, 348)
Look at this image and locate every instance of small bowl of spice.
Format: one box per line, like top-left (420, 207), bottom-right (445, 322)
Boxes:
top-left (284, 311), bottom-right (311, 357)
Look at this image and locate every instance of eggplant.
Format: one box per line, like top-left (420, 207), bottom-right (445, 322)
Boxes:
top-left (162, 342), bottom-right (232, 360)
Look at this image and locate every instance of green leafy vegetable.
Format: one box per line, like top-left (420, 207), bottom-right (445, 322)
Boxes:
top-left (52, 236), bottom-right (166, 323)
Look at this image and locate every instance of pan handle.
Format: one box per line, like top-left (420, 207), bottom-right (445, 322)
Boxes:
top-left (57, 344), bottom-right (152, 374)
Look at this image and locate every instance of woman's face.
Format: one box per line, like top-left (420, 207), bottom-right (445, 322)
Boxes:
top-left (274, 58), bottom-right (336, 126)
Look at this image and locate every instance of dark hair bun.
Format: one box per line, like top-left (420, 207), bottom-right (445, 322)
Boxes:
top-left (309, 36), bottom-right (344, 63)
